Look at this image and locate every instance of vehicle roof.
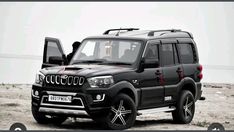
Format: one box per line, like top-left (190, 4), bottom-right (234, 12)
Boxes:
top-left (85, 29), bottom-right (193, 41)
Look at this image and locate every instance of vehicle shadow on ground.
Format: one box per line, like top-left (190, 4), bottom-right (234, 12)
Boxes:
top-left (44, 118), bottom-right (175, 130)
top-left (134, 119), bottom-right (175, 128)
top-left (59, 120), bottom-right (102, 130)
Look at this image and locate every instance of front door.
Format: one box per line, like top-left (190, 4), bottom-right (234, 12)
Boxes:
top-left (42, 37), bottom-right (67, 69)
top-left (139, 41), bottom-right (164, 109)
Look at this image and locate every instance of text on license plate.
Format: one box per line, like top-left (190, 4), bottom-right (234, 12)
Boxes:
top-left (48, 95), bottom-right (72, 103)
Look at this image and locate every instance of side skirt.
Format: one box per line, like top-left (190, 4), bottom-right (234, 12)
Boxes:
top-left (137, 106), bottom-right (176, 116)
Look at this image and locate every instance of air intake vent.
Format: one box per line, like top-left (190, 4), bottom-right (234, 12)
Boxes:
top-left (45, 75), bottom-right (85, 86)
top-left (65, 67), bottom-right (82, 71)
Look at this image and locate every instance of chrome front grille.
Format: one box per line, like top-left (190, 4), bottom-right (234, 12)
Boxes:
top-left (45, 75), bottom-right (85, 86)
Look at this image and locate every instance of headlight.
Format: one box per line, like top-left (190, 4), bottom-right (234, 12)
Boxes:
top-left (35, 71), bottom-right (45, 85)
top-left (87, 76), bottom-right (114, 88)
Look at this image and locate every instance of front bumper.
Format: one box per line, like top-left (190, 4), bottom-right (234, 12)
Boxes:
top-left (31, 84), bottom-right (110, 117)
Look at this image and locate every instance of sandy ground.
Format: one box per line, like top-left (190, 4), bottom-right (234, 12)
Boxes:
top-left (0, 83), bottom-right (233, 130)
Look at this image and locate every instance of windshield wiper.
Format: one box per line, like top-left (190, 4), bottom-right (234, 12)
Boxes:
top-left (72, 59), bottom-right (132, 65)
top-left (72, 59), bottom-right (107, 64)
top-left (103, 62), bottom-right (132, 65)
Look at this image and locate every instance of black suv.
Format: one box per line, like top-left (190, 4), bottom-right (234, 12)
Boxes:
top-left (31, 28), bottom-right (203, 129)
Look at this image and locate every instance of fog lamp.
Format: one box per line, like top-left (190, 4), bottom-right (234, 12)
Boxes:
top-left (35, 90), bottom-right (39, 96)
top-left (96, 94), bottom-right (101, 100)
top-left (93, 94), bottom-right (105, 102)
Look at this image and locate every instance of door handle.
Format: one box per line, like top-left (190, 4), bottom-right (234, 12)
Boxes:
top-left (176, 67), bottom-right (182, 73)
top-left (155, 70), bottom-right (161, 75)
top-left (176, 67), bottom-right (184, 79)
top-left (155, 70), bottom-right (164, 85)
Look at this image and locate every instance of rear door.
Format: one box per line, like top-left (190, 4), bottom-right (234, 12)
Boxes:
top-left (177, 38), bottom-right (200, 81)
top-left (160, 39), bottom-right (183, 104)
top-left (42, 37), bottom-right (67, 69)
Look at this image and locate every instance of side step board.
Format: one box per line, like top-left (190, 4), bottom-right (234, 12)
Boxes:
top-left (137, 106), bottom-right (176, 116)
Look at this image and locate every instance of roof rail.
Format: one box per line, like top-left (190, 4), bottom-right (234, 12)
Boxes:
top-left (103, 28), bottom-right (139, 35)
top-left (147, 29), bottom-right (181, 36)
top-left (181, 31), bottom-right (193, 39)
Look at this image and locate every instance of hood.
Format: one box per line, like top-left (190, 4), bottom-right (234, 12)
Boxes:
top-left (41, 64), bottom-right (134, 77)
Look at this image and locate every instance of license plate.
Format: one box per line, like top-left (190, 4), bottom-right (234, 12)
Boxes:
top-left (48, 95), bottom-right (72, 103)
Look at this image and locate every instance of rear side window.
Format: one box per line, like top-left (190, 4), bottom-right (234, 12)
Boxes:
top-left (177, 44), bottom-right (195, 64)
top-left (161, 44), bottom-right (174, 66)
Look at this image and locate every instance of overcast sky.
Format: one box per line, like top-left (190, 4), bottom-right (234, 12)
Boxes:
top-left (0, 2), bottom-right (234, 84)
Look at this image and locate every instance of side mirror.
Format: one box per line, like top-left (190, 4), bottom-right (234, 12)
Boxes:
top-left (48, 56), bottom-right (64, 65)
top-left (142, 58), bottom-right (159, 68)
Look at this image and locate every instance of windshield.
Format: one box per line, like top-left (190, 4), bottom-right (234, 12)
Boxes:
top-left (70, 39), bottom-right (142, 65)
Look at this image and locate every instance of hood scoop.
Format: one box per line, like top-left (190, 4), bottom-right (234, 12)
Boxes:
top-left (65, 67), bottom-right (82, 71)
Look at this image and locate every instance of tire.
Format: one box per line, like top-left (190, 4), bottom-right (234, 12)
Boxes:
top-left (172, 90), bottom-right (195, 124)
top-left (100, 94), bottom-right (137, 130)
top-left (31, 105), bottom-right (67, 125)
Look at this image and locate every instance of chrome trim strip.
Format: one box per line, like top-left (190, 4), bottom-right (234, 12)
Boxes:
top-left (39, 107), bottom-right (88, 116)
top-left (46, 91), bottom-right (77, 96)
top-left (138, 106), bottom-right (176, 115)
top-left (51, 75), bottom-right (55, 84)
top-left (68, 76), bottom-right (73, 85)
top-left (93, 94), bottom-right (106, 102)
top-left (74, 76), bottom-right (79, 85)
top-left (40, 96), bottom-right (84, 108)
top-left (73, 97), bottom-right (85, 107)
top-left (46, 76), bottom-right (50, 83)
top-left (55, 75), bottom-right (60, 84)
top-left (79, 77), bottom-right (85, 85)
top-left (61, 77), bottom-right (67, 85)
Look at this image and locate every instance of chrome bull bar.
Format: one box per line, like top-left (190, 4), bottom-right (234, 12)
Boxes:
top-left (39, 91), bottom-right (88, 116)
top-left (39, 107), bottom-right (89, 116)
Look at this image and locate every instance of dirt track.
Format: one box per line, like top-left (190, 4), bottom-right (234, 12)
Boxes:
top-left (0, 83), bottom-right (233, 130)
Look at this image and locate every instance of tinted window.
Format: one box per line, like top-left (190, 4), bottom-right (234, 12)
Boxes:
top-left (144, 43), bottom-right (158, 59)
top-left (177, 44), bottom-right (194, 64)
top-left (46, 41), bottom-right (63, 63)
top-left (161, 44), bottom-right (174, 66)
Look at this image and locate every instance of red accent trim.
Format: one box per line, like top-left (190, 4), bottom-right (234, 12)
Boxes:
top-left (179, 73), bottom-right (184, 80)
top-left (159, 74), bottom-right (165, 86)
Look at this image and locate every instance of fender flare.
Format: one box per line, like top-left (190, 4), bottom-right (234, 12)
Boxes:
top-left (108, 81), bottom-right (138, 107)
top-left (177, 77), bottom-right (197, 99)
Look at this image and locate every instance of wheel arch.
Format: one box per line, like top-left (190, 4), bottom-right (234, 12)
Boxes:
top-left (178, 77), bottom-right (197, 99)
top-left (118, 88), bottom-right (136, 103)
top-left (110, 81), bottom-right (138, 108)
